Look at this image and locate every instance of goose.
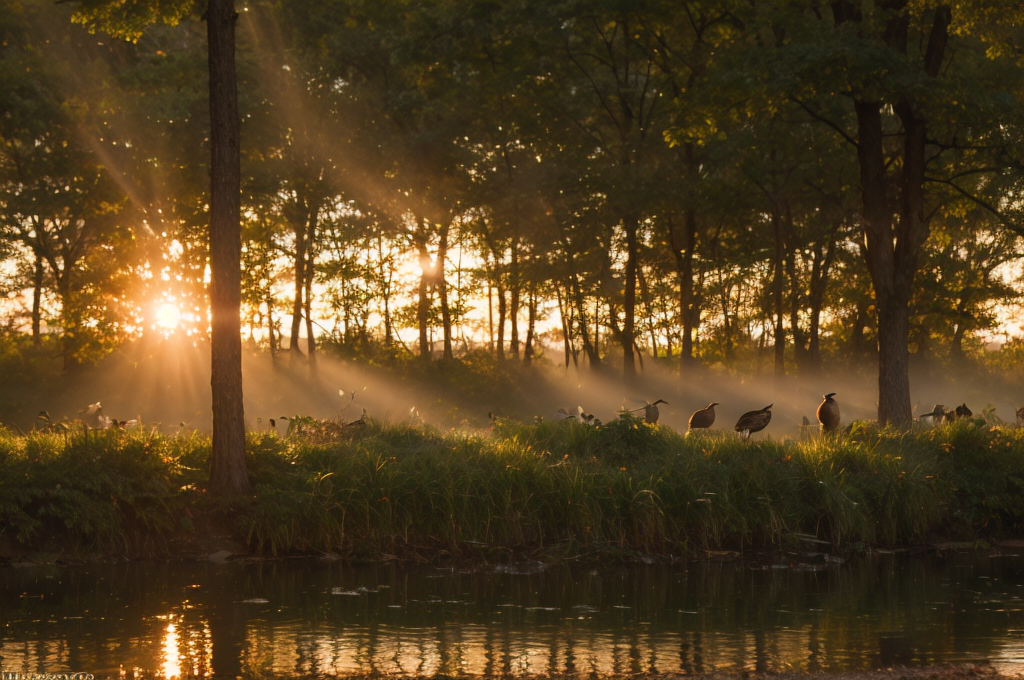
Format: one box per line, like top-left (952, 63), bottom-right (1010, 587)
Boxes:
top-left (734, 404), bottom-right (772, 441)
top-left (687, 403), bottom-right (718, 430)
top-left (816, 393), bottom-right (841, 433)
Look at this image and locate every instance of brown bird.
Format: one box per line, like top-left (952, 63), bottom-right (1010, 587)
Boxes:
top-left (642, 399), bottom-right (668, 424)
top-left (688, 403), bottom-right (718, 430)
top-left (1016, 406), bottom-right (1024, 427)
top-left (734, 404), bottom-right (772, 440)
top-left (954, 403), bottom-right (973, 420)
top-left (816, 393), bottom-right (841, 433)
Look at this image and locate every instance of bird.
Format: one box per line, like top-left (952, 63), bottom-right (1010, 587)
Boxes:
top-left (954, 403), bottom-right (973, 420)
top-left (1016, 406), bottom-right (1024, 427)
top-left (577, 405), bottom-right (599, 426)
top-left (816, 393), bottom-right (841, 433)
top-left (734, 404), bottom-right (772, 440)
top-left (687, 403), bottom-right (718, 430)
top-left (643, 401), bottom-right (667, 421)
top-left (917, 404), bottom-right (948, 424)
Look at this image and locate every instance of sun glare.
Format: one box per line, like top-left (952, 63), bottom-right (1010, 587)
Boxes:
top-left (155, 302), bottom-right (182, 331)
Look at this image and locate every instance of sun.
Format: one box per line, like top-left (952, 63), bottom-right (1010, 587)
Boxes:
top-left (154, 302), bottom-right (182, 331)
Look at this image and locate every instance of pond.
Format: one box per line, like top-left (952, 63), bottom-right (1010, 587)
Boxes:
top-left (1, 553), bottom-right (1023, 678)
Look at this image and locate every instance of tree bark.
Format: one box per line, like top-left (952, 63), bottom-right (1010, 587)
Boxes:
top-left (31, 251), bottom-right (43, 345)
top-left (206, 0), bottom-right (249, 495)
top-left (289, 213), bottom-right (306, 355)
top-left (523, 288), bottom-right (536, 366)
top-left (771, 204), bottom-right (785, 377)
top-left (622, 215), bottom-right (638, 383)
top-left (415, 218), bottom-right (431, 359)
top-left (509, 240), bottom-right (520, 360)
top-left (437, 223), bottom-right (453, 360)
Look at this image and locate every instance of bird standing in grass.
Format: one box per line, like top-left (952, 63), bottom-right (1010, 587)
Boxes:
top-left (734, 404), bottom-right (772, 440)
top-left (687, 403), bottom-right (718, 430)
top-left (954, 403), bottom-right (973, 420)
top-left (816, 393), bottom-right (841, 433)
top-left (634, 399), bottom-right (668, 424)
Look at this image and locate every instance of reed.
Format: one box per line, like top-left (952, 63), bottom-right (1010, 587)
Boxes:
top-left (1, 416), bottom-right (1022, 559)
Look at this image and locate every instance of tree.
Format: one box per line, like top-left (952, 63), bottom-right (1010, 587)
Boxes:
top-left (71, 0), bottom-right (249, 493)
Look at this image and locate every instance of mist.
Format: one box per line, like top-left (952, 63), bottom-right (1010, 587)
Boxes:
top-left (14, 334), bottom-right (1022, 437)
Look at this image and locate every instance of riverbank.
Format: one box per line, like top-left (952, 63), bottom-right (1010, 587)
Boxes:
top-left (1, 416), bottom-right (1023, 563)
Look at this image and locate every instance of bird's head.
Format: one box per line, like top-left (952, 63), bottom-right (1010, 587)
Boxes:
top-left (824, 392), bottom-right (836, 400)
top-left (763, 404), bottom-right (774, 411)
top-left (653, 399), bottom-right (668, 406)
top-left (708, 402), bottom-right (719, 408)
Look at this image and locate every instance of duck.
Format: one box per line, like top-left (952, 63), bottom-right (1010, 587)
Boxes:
top-left (816, 393), bottom-right (841, 432)
top-left (734, 404), bottom-right (772, 441)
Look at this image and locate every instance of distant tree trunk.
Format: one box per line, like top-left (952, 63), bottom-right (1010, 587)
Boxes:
top-left (556, 284), bottom-right (573, 368)
top-left (771, 204), bottom-right (786, 377)
top-left (496, 281), bottom-right (507, 360)
top-left (523, 288), bottom-right (536, 366)
top-left (487, 276), bottom-right (494, 355)
top-left (415, 218), bottom-right (431, 359)
top-left (622, 215), bottom-right (639, 383)
top-left (806, 227), bottom-right (838, 371)
top-left (671, 145), bottom-right (700, 364)
top-left (568, 269), bottom-right (599, 366)
top-left (304, 203), bottom-right (319, 373)
top-left (437, 223), bottom-right (453, 360)
top-left (206, 0), bottom-right (249, 496)
top-left (266, 288), bottom-right (276, 358)
top-left (377, 234), bottom-right (393, 346)
top-left (304, 252), bottom-right (317, 375)
top-left (31, 251), bottom-right (43, 345)
top-left (289, 217), bottom-right (306, 356)
top-left (509, 241), bottom-right (520, 360)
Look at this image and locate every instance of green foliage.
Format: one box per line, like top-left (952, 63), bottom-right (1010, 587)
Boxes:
top-left (3, 418), bottom-right (1024, 559)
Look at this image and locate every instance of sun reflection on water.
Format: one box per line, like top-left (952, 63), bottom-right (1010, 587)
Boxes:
top-left (161, 620), bottom-right (181, 679)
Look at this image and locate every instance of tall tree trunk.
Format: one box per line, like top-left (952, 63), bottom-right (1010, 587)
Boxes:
top-left (523, 288), bottom-right (536, 366)
top-left (304, 252), bottom-right (317, 375)
top-left (289, 217), bottom-right (306, 355)
top-left (31, 251), bottom-right (43, 345)
top-left (671, 145), bottom-right (700, 363)
top-left (487, 276), bottom-right (494, 355)
top-left (437, 223), bottom-right (453, 360)
top-left (496, 282), bottom-right (507, 360)
top-left (415, 218), bottom-right (431, 359)
top-left (304, 203), bottom-right (319, 373)
top-left (771, 205), bottom-right (786, 377)
top-left (206, 0), bottom-right (249, 495)
top-left (623, 216), bottom-right (638, 383)
top-left (509, 241), bottom-right (520, 360)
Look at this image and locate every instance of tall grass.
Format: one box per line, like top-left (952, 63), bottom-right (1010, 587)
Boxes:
top-left (1, 415), bottom-right (1022, 559)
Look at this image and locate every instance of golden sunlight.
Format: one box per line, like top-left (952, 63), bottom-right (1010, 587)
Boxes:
top-left (154, 302), bottom-right (182, 331)
top-left (161, 620), bottom-right (181, 679)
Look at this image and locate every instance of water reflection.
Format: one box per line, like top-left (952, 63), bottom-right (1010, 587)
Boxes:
top-left (1, 554), bottom-right (1022, 678)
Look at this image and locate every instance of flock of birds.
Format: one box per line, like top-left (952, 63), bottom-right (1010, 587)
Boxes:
top-left (552, 393), bottom-right (992, 439)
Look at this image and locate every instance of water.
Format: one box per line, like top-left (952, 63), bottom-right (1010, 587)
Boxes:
top-left (1, 554), bottom-right (1023, 678)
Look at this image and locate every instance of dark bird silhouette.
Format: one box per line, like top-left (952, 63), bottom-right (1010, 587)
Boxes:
top-left (1016, 406), bottom-right (1024, 427)
top-left (688, 403), bottom-right (718, 430)
top-left (643, 399), bottom-right (667, 426)
top-left (816, 393), bottom-right (841, 432)
top-left (954, 403), bottom-right (973, 420)
top-left (734, 404), bottom-right (772, 440)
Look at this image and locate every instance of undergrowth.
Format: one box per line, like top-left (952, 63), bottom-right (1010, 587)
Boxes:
top-left (1, 416), bottom-right (1022, 559)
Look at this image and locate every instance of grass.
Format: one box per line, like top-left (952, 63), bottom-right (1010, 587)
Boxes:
top-left (1, 414), bottom-right (1023, 561)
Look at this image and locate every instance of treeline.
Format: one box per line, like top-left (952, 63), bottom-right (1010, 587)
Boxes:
top-left (2, 0), bottom-right (1024, 422)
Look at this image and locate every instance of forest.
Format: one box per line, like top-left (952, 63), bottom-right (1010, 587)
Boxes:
top-left (2, 0), bottom-right (1024, 431)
